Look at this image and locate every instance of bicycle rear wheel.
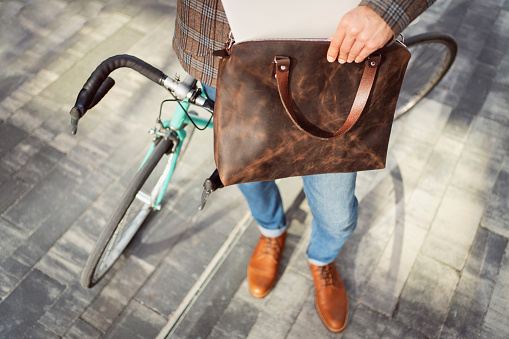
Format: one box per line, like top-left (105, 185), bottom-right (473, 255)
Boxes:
top-left (81, 137), bottom-right (174, 288)
top-left (394, 33), bottom-right (457, 119)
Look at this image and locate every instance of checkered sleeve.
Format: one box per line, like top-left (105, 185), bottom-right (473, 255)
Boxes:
top-left (359, 0), bottom-right (437, 36)
top-left (173, 0), bottom-right (230, 87)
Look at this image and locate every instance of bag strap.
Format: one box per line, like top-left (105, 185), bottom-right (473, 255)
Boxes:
top-left (274, 53), bottom-right (381, 140)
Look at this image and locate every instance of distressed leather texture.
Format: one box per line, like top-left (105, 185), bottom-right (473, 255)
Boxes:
top-left (214, 40), bottom-right (411, 186)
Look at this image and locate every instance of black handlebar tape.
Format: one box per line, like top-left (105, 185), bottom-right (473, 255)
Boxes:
top-left (70, 54), bottom-right (166, 134)
top-left (89, 77), bottom-right (115, 109)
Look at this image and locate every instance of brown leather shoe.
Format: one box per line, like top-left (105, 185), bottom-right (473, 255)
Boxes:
top-left (247, 231), bottom-right (287, 298)
top-left (309, 262), bottom-right (348, 333)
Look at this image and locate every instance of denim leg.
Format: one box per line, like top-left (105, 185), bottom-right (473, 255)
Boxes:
top-left (238, 181), bottom-right (287, 237)
top-left (201, 83), bottom-right (216, 101)
top-left (303, 172), bottom-right (358, 266)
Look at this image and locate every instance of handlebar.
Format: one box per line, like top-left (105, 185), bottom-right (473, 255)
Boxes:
top-left (69, 54), bottom-right (213, 134)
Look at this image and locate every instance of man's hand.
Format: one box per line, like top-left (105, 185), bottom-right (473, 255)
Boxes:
top-left (327, 6), bottom-right (393, 64)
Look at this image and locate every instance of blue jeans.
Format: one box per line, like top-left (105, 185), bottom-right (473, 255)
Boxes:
top-left (202, 84), bottom-right (358, 266)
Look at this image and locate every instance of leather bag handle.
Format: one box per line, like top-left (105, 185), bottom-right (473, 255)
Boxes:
top-left (274, 53), bottom-right (381, 140)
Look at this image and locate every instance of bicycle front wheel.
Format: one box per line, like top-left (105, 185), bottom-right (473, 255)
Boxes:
top-left (81, 137), bottom-right (174, 288)
top-left (395, 33), bottom-right (457, 119)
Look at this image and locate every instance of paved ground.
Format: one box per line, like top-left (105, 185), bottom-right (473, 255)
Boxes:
top-left (0, 0), bottom-right (508, 338)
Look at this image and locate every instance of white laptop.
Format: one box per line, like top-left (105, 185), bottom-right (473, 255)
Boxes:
top-left (221, 0), bottom-right (360, 42)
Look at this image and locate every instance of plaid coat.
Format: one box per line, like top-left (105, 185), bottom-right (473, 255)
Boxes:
top-left (173, 0), bottom-right (435, 87)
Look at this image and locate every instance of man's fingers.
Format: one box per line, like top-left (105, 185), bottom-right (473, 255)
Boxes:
top-left (346, 40), bottom-right (364, 63)
top-left (338, 35), bottom-right (355, 64)
top-left (327, 31), bottom-right (345, 62)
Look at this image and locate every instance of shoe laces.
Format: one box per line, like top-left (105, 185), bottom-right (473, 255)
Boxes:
top-left (318, 265), bottom-right (335, 287)
top-left (260, 235), bottom-right (280, 258)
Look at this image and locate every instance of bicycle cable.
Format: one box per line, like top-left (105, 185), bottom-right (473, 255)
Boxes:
top-left (159, 94), bottom-right (213, 131)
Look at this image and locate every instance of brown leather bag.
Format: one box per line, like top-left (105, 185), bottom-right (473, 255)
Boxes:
top-left (213, 39), bottom-right (411, 186)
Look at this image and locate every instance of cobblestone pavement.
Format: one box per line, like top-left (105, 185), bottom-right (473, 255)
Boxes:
top-left (1, 0), bottom-right (508, 338)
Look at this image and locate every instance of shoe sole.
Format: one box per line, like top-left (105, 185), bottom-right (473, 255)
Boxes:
top-left (315, 299), bottom-right (348, 333)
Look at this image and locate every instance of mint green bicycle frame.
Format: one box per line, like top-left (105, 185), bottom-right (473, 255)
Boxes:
top-left (137, 93), bottom-right (213, 210)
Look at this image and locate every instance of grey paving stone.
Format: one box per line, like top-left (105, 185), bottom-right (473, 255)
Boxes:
top-left (0, 166), bottom-right (110, 294)
top-left (4, 159), bottom-right (108, 232)
top-left (286, 227), bottom-right (312, 278)
top-left (208, 298), bottom-right (261, 339)
top-left (136, 223), bottom-right (226, 317)
top-left (75, 26), bottom-right (144, 74)
top-left (286, 290), bottom-right (338, 339)
top-left (0, 122), bottom-right (26, 158)
top-left (342, 304), bottom-right (389, 339)
top-left (485, 9), bottom-right (509, 55)
top-left (126, 2), bottom-right (174, 34)
top-left (231, 279), bottom-right (270, 313)
top-left (443, 108), bottom-right (475, 141)
top-left (0, 177), bottom-right (30, 215)
top-left (368, 133), bottom-right (433, 202)
top-left (398, 98), bottom-right (453, 146)
top-left (0, 269), bottom-right (65, 338)
top-left (485, 33), bottom-right (509, 61)
top-left (496, 52), bottom-right (509, 85)
top-left (421, 186), bottom-right (486, 270)
top-left (337, 193), bottom-right (399, 300)
top-left (0, 218), bottom-right (24, 264)
top-left (405, 135), bottom-right (464, 228)
top-left (452, 147), bottom-right (504, 197)
top-left (128, 207), bottom-right (190, 268)
top-left (0, 256), bottom-right (31, 297)
top-left (172, 244), bottom-right (253, 339)
top-left (480, 243), bottom-right (509, 339)
top-left (8, 95), bottom-right (57, 132)
top-left (395, 255), bottom-right (459, 338)
top-left (462, 116), bottom-right (509, 158)
top-left (492, 9), bottom-right (509, 38)
top-left (64, 319), bottom-right (102, 339)
top-left (103, 300), bottom-right (166, 339)
top-left (482, 155), bottom-right (509, 237)
top-left (427, 15), bottom-right (462, 39)
top-left (0, 135), bottom-right (45, 176)
top-left (480, 45), bottom-right (506, 67)
top-left (247, 314), bottom-right (295, 339)
top-left (361, 223), bottom-right (427, 315)
top-left (35, 227), bottom-right (92, 285)
top-left (39, 278), bottom-right (107, 336)
top-left (463, 6), bottom-right (498, 32)
top-left (0, 89), bottom-right (32, 116)
top-left (380, 320), bottom-right (427, 339)
top-left (81, 255), bottom-right (153, 332)
top-left (176, 180), bottom-right (247, 237)
top-left (246, 270), bottom-right (313, 339)
top-left (25, 323), bottom-right (60, 339)
top-left (456, 61), bottom-right (497, 115)
top-left (136, 259), bottom-right (197, 318)
top-left (94, 127), bottom-right (152, 179)
top-left (368, 165), bottom-right (421, 208)
top-left (479, 83), bottom-right (509, 125)
top-left (441, 228), bottom-right (507, 338)
top-left (425, 50), bottom-right (476, 107)
top-left (0, 71), bottom-right (26, 105)
top-left (14, 144), bottom-right (64, 185)
top-left (453, 23), bottom-right (488, 58)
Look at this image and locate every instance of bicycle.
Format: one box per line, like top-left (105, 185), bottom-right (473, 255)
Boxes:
top-left (70, 32), bottom-right (457, 289)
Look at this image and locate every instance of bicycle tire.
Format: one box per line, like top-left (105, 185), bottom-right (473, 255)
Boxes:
top-left (394, 33), bottom-right (457, 119)
top-left (81, 137), bottom-right (174, 288)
